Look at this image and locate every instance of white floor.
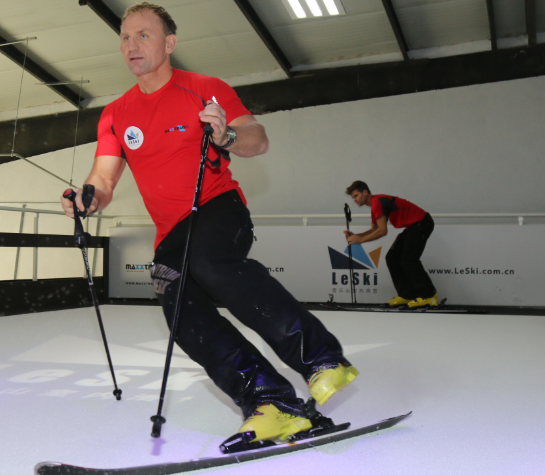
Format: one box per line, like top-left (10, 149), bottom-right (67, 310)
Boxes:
top-left (1, 305), bottom-right (544, 475)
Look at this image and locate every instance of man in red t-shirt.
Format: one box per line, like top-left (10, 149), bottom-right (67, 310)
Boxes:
top-left (344, 181), bottom-right (437, 308)
top-left (61, 2), bottom-right (357, 444)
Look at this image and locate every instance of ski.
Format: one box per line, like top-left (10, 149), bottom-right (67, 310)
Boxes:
top-left (320, 298), bottom-right (488, 314)
top-left (34, 412), bottom-right (411, 475)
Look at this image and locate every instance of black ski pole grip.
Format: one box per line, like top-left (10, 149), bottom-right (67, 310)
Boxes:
top-left (203, 123), bottom-right (214, 135)
top-left (64, 187), bottom-right (92, 248)
top-left (63, 188), bottom-right (76, 202)
top-left (63, 187), bottom-right (95, 219)
top-left (344, 203), bottom-right (352, 223)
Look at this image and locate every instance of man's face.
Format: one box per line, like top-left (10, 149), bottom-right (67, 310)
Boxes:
top-left (120, 10), bottom-right (175, 77)
top-left (351, 190), bottom-right (368, 207)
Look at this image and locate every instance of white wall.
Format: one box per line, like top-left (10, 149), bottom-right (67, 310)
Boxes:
top-left (1, 76), bottom-right (544, 281)
top-left (231, 76), bottom-right (545, 217)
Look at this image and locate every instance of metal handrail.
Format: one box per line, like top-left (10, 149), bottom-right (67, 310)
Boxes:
top-left (0, 205), bottom-right (111, 218)
top-left (107, 212), bottom-right (545, 219)
top-left (1, 206), bottom-right (544, 222)
top-left (110, 212), bottom-right (545, 226)
top-left (249, 213), bottom-right (545, 219)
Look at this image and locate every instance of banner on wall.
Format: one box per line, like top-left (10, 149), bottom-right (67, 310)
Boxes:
top-left (109, 225), bottom-right (544, 306)
top-left (109, 226), bottom-right (156, 299)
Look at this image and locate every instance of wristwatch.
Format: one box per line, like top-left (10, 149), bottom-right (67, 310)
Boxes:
top-left (220, 126), bottom-right (236, 148)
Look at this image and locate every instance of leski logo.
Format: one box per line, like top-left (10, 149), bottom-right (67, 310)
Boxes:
top-left (328, 245), bottom-right (382, 294)
top-left (124, 126), bottom-right (144, 150)
top-left (328, 244), bottom-right (381, 270)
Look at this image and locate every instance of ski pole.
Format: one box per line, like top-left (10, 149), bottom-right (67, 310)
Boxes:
top-left (150, 123), bottom-right (214, 438)
top-left (63, 185), bottom-right (122, 401)
top-left (344, 203), bottom-right (356, 304)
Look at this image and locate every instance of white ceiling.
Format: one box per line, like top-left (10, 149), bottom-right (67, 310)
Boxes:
top-left (0, 0), bottom-right (540, 120)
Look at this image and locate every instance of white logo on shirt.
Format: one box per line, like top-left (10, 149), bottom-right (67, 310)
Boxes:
top-left (124, 126), bottom-right (144, 150)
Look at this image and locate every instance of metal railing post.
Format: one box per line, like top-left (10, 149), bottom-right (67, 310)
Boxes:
top-left (33, 213), bottom-right (39, 281)
top-left (13, 204), bottom-right (26, 279)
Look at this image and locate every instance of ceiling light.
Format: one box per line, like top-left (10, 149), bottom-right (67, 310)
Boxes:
top-left (282, 0), bottom-right (346, 20)
top-left (286, 0), bottom-right (307, 18)
top-left (323, 0), bottom-right (339, 15)
top-left (305, 0), bottom-right (323, 17)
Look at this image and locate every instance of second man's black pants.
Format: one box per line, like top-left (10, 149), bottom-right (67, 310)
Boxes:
top-left (385, 213), bottom-right (436, 300)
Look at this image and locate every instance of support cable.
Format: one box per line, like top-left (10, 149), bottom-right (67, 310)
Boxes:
top-left (11, 39), bottom-right (28, 156)
top-left (70, 78), bottom-right (85, 186)
top-left (7, 79), bottom-right (91, 186)
top-left (0, 154), bottom-right (72, 186)
top-left (485, 0), bottom-right (498, 50)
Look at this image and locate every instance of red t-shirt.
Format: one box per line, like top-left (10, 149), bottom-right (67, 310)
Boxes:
top-left (95, 69), bottom-right (251, 249)
top-left (371, 194), bottom-right (427, 228)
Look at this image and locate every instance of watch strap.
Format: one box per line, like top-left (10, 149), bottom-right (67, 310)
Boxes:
top-left (220, 126), bottom-right (236, 149)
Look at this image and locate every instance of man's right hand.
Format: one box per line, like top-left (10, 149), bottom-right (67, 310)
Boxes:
top-left (61, 188), bottom-right (98, 219)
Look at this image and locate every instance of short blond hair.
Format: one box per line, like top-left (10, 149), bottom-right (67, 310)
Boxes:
top-left (122, 2), bottom-right (177, 36)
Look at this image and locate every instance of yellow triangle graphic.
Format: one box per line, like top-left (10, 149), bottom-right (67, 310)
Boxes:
top-left (369, 247), bottom-right (382, 268)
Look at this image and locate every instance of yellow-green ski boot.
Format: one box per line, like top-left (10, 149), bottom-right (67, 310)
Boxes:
top-left (407, 294), bottom-right (439, 309)
top-left (308, 363), bottom-right (359, 406)
top-left (388, 296), bottom-right (411, 307)
top-left (236, 403), bottom-right (312, 443)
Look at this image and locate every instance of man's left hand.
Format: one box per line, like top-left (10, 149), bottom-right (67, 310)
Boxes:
top-left (199, 100), bottom-right (229, 146)
top-left (344, 230), bottom-right (362, 245)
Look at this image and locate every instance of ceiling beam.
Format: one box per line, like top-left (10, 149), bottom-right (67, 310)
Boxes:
top-left (0, 108), bottom-right (103, 164)
top-left (78, 0), bottom-right (121, 35)
top-left (380, 0), bottom-right (409, 60)
top-left (232, 0), bottom-right (293, 78)
top-left (486, 0), bottom-right (497, 51)
top-left (254, 45), bottom-right (545, 112)
top-left (526, 0), bottom-right (537, 47)
top-left (0, 36), bottom-right (83, 108)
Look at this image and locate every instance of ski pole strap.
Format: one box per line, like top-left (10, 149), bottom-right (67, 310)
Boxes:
top-left (200, 122), bottom-right (226, 168)
top-left (200, 100), bottom-right (230, 168)
top-left (207, 147), bottom-right (230, 167)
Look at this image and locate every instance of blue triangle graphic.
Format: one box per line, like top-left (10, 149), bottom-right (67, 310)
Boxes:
top-left (345, 244), bottom-right (375, 269)
top-left (328, 247), bottom-right (369, 270)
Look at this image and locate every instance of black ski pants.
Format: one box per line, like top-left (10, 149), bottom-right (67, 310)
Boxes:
top-left (385, 213), bottom-right (436, 300)
top-left (151, 190), bottom-right (350, 419)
